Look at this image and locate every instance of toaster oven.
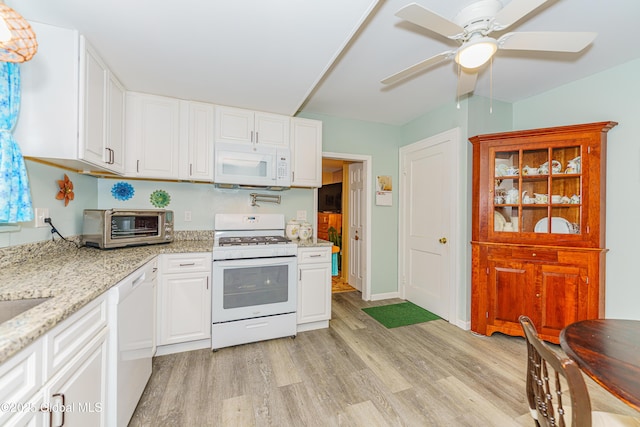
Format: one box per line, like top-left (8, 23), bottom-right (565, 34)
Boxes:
top-left (82, 209), bottom-right (174, 249)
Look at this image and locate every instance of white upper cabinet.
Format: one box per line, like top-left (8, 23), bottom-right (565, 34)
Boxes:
top-left (15, 22), bottom-right (126, 174)
top-left (179, 101), bottom-right (214, 181)
top-left (291, 117), bottom-right (322, 187)
top-left (106, 72), bottom-right (126, 174)
top-left (126, 95), bottom-right (215, 181)
top-left (125, 92), bottom-right (181, 179)
top-left (215, 106), bottom-right (290, 147)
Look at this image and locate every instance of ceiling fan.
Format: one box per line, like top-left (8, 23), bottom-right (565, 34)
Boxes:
top-left (381, 0), bottom-right (597, 96)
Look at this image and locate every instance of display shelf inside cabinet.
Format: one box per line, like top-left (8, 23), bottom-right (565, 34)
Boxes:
top-left (469, 121), bottom-right (617, 343)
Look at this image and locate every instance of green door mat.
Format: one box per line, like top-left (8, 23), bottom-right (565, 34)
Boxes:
top-left (362, 301), bottom-right (441, 328)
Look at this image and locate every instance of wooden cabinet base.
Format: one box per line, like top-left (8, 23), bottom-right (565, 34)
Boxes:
top-left (471, 242), bottom-right (605, 344)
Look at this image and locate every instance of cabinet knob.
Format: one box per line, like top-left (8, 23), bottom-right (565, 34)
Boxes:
top-left (536, 293), bottom-right (540, 298)
top-left (532, 253), bottom-right (536, 257)
top-left (439, 237), bottom-right (447, 244)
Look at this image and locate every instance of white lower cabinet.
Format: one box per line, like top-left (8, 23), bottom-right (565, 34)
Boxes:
top-left (297, 247), bottom-right (332, 332)
top-left (42, 329), bottom-right (108, 426)
top-left (1, 295), bottom-right (108, 427)
top-left (157, 253), bottom-right (212, 352)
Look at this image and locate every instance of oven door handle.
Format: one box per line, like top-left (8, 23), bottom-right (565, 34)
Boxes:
top-left (212, 256), bottom-right (295, 268)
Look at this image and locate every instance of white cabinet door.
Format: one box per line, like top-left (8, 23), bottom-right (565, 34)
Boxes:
top-left (185, 101), bottom-right (214, 181)
top-left (215, 106), bottom-right (290, 147)
top-left (126, 92), bottom-right (181, 179)
top-left (157, 253), bottom-right (212, 346)
top-left (291, 117), bottom-right (322, 187)
top-left (79, 38), bottom-right (107, 169)
top-left (297, 247), bottom-right (332, 326)
top-left (43, 329), bottom-right (108, 427)
top-left (0, 341), bottom-right (43, 426)
top-left (16, 23), bottom-right (125, 175)
top-left (106, 73), bottom-right (126, 174)
top-left (215, 106), bottom-right (254, 144)
top-left (254, 112), bottom-right (290, 147)
top-left (158, 272), bottom-right (211, 345)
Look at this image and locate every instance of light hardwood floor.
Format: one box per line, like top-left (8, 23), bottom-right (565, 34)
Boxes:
top-left (129, 292), bottom-right (638, 426)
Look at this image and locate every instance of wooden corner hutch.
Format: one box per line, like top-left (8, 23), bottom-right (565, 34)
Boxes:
top-left (469, 121), bottom-right (617, 343)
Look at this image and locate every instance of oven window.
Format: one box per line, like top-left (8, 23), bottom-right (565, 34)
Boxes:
top-left (223, 265), bottom-right (289, 309)
top-left (111, 215), bottom-right (159, 238)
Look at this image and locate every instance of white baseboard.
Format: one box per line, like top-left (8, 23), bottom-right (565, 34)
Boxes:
top-left (297, 320), bottom-right (329, 332)
top-left (369, 291), bottom-right (401, 301)
top-left (155, 338), bottom-right (211, 356)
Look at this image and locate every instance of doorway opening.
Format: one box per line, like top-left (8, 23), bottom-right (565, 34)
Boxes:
top-left (319, 152), bottom-right (372, 301)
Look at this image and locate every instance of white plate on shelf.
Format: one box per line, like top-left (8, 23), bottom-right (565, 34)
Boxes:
top-left (534, 217), bottom-right (573, 234)
top-left (494, 211), bottom-right (506, 231)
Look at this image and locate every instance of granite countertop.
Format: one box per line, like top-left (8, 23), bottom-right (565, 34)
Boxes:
top-left (296, 238), bottom-right (333, 248)
top-left (0, 235), bottom-right (213, 364)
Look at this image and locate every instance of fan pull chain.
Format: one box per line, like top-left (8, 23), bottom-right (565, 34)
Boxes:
top-left (489, 56), bottom-right (493, 114)
top-left (456, 62), bottom-right (461, 110)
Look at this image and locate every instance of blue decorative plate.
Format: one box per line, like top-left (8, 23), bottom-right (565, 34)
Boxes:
top-left (150, 190), bottom-right (171, 208)
top-left (111, 182), bottom-right (134, 201)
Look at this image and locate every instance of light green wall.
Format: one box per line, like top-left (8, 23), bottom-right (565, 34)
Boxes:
top-left (96, 179), bottom-right (314, 230)
top-left (298, 112), bottom-right (402, 295)
top-left (0, 160), bottom-right (96, 247)
top-left (513, 58), bottom-right (640, 320)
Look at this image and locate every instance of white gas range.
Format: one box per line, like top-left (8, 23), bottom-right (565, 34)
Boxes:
top-left (211, 214), bottom-right (298, 350)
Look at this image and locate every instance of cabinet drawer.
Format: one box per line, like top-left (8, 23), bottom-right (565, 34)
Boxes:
top-left (511, 248), bottom-right (558, 262)
top-left (161, 253), bottom-right (211, 274)
top-left (0, 341), bottom-right (43, 425)
top-left (298, 247), bottom-right (331, 264)
top-left (487, 246), bottom-right (558, 263)
top-left (45, 295), bottom-right (107, 379)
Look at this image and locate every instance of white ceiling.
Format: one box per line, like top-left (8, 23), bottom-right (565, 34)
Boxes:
top-left (8, 0), bottom-right (640, 126)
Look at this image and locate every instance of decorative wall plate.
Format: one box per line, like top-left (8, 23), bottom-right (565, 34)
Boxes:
top-left (150, 189), bottom-right (171, 208)
top-left (111, 182), bottom-right (134, 201)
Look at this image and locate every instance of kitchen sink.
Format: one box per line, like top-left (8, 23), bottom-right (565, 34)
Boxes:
top-left (0, 297), bottom-right (51, 324)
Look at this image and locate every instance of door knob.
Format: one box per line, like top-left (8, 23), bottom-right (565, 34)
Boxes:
top-left (355, 234), bottom-right (360, 241)
top-left (439, 237), bottom-right (447, 244)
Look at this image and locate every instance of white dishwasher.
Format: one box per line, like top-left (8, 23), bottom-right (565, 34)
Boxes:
top-left (108, 258), bottom-right (157, 427)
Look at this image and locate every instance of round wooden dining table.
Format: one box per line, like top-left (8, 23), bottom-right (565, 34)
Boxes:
top-left (560, 319), bottom-right (640, 412)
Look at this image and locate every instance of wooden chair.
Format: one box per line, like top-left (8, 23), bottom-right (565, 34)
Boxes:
top-left (519, 315), bottom-right (640, 427)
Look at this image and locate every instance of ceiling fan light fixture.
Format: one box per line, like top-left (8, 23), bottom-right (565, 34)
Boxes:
top-left (455, 36), bottom-right (497, 69)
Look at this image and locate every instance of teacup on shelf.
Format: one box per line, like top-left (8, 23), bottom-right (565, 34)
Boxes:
top-left (522, 165), bottom-right (539, 175)
top-left (505, 166), bottom-right (519, 176)
top-left (534, 193), bottom-right (548, 204)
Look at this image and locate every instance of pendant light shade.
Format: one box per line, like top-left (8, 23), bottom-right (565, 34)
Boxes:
top-left (0, 4), bottom-right (37, 62)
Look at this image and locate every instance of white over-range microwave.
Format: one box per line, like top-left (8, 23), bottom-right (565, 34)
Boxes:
top-left (214, 142), bottom-right (291, 190)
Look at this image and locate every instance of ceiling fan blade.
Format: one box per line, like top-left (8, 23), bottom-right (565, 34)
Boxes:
top-left (396, 3), bottom-right (464, 39)
top-left (498, 32), bottom-right (597, 52)
top-left (381, 51), bottom-right (453, 85)
top-left (457, 68), bottom-right (478, 96)
top-left (493, 0), bottom-right (550, 31)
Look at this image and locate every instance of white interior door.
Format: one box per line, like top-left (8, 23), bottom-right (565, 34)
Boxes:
top-left (400, 131), bottom-right (457, 320)
top-left (348, 162), bottom-right (364, 291)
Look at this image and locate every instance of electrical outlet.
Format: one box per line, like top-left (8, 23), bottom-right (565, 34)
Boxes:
top-left (34, 208), bottom-right (49, 228)
top-left (296, 210), bottom-right (307, 221)
top-left (184, 211), bottom-right (192, 222)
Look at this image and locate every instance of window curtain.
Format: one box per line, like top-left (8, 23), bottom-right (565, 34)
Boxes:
top-left (0, 61), bottom-right (33, 223)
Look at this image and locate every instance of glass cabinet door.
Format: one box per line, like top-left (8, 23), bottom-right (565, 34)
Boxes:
top-left (492, 146), bottom-right (582, 236)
